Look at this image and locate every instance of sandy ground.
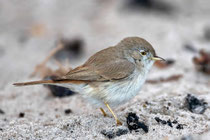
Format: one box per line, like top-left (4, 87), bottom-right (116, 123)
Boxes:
top-left (0, 0), bottom-right (210, 139)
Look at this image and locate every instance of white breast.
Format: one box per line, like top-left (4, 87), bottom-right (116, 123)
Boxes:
top-left (104, 70), bottom-right (148, 106)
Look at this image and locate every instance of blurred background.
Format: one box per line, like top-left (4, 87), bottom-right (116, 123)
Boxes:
top-left (0, 0), bottom-right (210, 89)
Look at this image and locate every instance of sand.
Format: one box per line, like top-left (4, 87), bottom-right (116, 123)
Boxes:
top-left (0, 0), bottom-right (210, 139)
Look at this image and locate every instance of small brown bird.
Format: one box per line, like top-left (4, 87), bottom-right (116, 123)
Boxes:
top-left (14, 37), bottom-right (164, 125)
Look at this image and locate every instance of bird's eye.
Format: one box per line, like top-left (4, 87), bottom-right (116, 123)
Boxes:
top-left (140, 51), bottom-right (146, 56)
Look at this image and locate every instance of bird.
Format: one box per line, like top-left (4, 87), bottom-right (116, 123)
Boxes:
top-left (14, 37), bottom-right (164, 125)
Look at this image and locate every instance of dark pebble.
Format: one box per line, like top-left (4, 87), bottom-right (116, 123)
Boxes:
top-left (101, 128), bottom-right (128, 139)
top-left (19, 112), bottom-right (25, 118)
top-left (101, 130), bottom-right (115, 139)
top-left (0, 128), bottom-right (3, 131)
top-left (115, 129), bottom-right (128, 136)
top-left (127, 112), bottom-right (139, 123)
top-left (176, 124), bottom-right (184, 130)
top-left (185, 94), bottom-right (208, 114)
top-left (64, 109), bottom-right (72, 114)
top-left (154, 117), bottom-right (162, 123)
top-left (127, 112), bottom-right (149, 133)
top-left (44, 76), bottom-right (75, 98)
top-left (155, 117), bottom-right (184, 130)
top-left (161, 120), bottom-right (167, 125)
top-left (172, 120), bottom-right (178, 124)
top-left (167, 119), bottom-right (173, 127)
top-left (0, 109), bottom-right (5, 114)
top-left (155, 117), bottom-right (175, 127)
top-left (137, 122), bottom-right (149, 133)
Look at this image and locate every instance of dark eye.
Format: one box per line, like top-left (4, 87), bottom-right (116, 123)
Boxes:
top-left (141, 51), bottom-right (146, 56)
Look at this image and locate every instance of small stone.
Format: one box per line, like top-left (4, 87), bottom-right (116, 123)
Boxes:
top-left (64, 109), bottom-right (72, 114)
top-left (161, 120), bottom-right (167, 125)
top-left (167, 119), bottom-right (173, 127)
top-left (176, 124), bottom-right (184, 130)
top-left (101, 128), bottom-right (128, 139)
top-left (127, 112), bottom-right (149, 133)
top-left (101, 130), bottom-right (115, 139)
top-left (115, 129), bottom-right (128, 137)
top-left (172, 120), bottom-right (178, 124)
top-left (19, 112), bottom-right (25, 118)
top-left (154, 117), bottom-right (162, 123)
top-left (137, 122), bottom-right (149, 133)
top-left (185, 94), bottom-right (208, 114)
top-left (155, 117), bottom-right (175, 128)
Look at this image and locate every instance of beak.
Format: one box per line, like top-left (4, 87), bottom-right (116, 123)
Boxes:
top-left (151, 56), bottom-right (165, 61)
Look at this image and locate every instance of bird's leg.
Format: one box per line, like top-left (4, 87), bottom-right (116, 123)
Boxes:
top-left (100, 108), bottom-right (107, 117)
top-left (105, 103), bottom-right (122, 125)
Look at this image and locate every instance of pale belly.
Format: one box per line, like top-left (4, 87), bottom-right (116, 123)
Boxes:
top-left (82, 71), bottom-right (148, 107)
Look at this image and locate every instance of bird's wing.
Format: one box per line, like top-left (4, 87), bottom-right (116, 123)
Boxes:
top-left (61, 59), bottom-right (135, 81)
top-left (95, 59), bottom-right (135, 81)
top-left (60, 47), bottom-right (135, 81)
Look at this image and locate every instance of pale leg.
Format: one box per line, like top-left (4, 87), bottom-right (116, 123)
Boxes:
top-left (100, 108), bottom-right (107, 117)
top-left (105, 103), bottom-right (122, 125)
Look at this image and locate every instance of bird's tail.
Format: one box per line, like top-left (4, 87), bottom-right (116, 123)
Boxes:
top-left (13, 80), bottom-right (57, 86)
top-left (13, 79), bottom-right (85, 86)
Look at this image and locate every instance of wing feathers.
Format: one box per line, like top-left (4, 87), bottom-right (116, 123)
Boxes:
top-left (62, 47), bottom-right (135, 81)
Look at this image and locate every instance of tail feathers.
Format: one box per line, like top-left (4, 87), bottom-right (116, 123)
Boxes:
top-left (13, 80), bottom-right (56, 86)
top-left (13, 79), bottom-right (87, 86)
